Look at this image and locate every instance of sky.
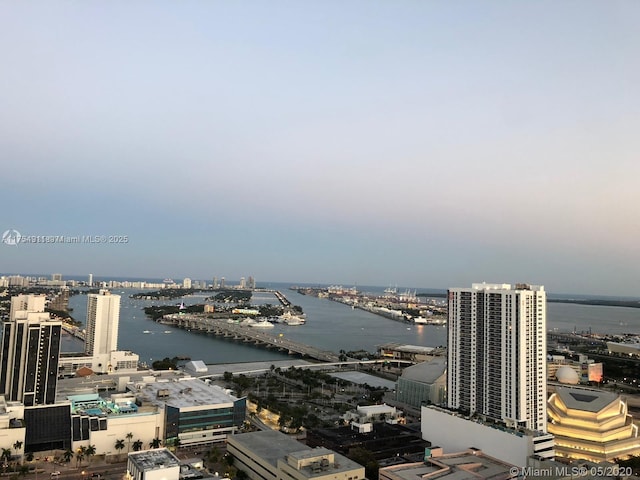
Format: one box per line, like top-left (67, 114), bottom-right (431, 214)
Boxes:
top-left (1, 1), bottom-right (639, 296)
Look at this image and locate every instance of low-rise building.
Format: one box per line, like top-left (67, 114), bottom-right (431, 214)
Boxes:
top-left (396, 358), bottom-right (446, 408)
top-left (547, 355), bottom-right (603, 384)
top-left (378, 343), bottom-right (445, 363)
top-left (306, 423), bottom-right (430, 462)
top-left (342, 404), bottom-right (403, 432)
top-left (227, 430), bottom-right (364, 480)
top-left (421, 406), bottom-right (554, 467)
top-left (126, 448), bottom-right (180, 480)
top-left (132, 378), bottom-right (246, 447)
top-left (0, 396), bottom-right (25, 462)
top-left (379, 448), bottom-right (516, 480)
top-left (547, 386), bottom-right (640, 462)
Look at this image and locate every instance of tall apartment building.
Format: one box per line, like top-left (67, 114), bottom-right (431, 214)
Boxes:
top-left (0, 294), bottom-right (62, 406)
top-left (85, 290), bottom-right (120, 356)
top-left (447, 283), bottom-right (547, 432)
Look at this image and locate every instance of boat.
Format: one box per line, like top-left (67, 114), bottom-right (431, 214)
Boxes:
top-left (142, 330), bottom-right (151, 334)
top-left (250, 320), bottom-right (275, 329)
top-left (283, 316), bottom-right (304, 326)
top-left (163, 331), bottom-right (172, 334)
top-left (280, 311), bottom-right (306, 324)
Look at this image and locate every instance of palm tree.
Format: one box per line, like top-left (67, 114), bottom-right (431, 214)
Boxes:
top-left (1, 448), bottom-right (11, 473)
top-left (63, 449), bottom-right (74, 464)
top-left (114, 439), bottom-right (125, 459)
top-left (12, 441), bottom-right (23, 464)
top-left (75, 446), bottom-right (86, 468)
top-left (126, 432), bottom-right (133, 453)
top-left (132, 440), bottom-right (143, 452)
top-left (85, 445), bottom-right (96, 465)
top-left (149, 438), bottom-right (161, 449)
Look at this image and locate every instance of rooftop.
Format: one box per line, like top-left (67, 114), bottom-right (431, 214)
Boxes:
top-left (400, 358), bottom-right (446, 383)
top-left (379, 343), bottom-right (438, 354)
top-left (128, 448), bottom-right (180, 471)
top-left (135, 378), bottom-right (239, 409)
top-left (228, 430), bottom-right (309, 469)
top-left (381, 450), bottom-right (514, 480)
top-left (554, 387), bottom-right (618, 413)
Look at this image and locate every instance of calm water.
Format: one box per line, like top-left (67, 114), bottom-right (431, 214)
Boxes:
top-left (62, 285), bottom-right (640, 364)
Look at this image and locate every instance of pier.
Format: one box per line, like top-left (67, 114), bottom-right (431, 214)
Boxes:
top-left (160, 314), bottom-right (340, 363)
top-left (62, 324), bottom-right (85, 341)
top-left (272, 290), bottom-right (292, 307)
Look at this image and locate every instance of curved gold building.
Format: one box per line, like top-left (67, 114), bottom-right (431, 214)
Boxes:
top-left (547, 387), bottom-right (640, 462)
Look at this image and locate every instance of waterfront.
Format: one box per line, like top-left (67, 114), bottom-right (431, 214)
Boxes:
top-left (62, 284), bottom-right (640, 365)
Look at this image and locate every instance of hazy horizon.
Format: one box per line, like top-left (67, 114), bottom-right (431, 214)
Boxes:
top-left (1, 2), bottom-right (639, 296)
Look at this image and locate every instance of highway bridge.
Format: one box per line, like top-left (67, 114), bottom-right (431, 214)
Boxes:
top-left (160, 314), bottom-right (340, 363)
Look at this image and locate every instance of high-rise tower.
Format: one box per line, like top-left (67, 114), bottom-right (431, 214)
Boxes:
top-left (85, 290), bottom-right (120, 356)
top-left (447, 283), bottom-right (547, 432)
top-left (0, 294), bottom-right (62, 406)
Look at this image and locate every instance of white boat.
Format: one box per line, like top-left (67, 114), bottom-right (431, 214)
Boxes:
top-left (250, 320), bottom-right (275, 329)
top-left (163, 331), bottom-right (172, 334)
top-left (280, 311), bottom-right (306, 324)
top-left (283, 316), bottom-right (304, 326)
top-left (142, 330), bottom-right (151, 334)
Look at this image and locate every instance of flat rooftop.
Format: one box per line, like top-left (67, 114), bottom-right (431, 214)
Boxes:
top-left (228, 430), bottom-right (309, 469)
top-left (379, 343), bottom-right (438, 354)
top-left (135, 378), bottom-right (238, 409)
top-left (129, 448), bottom-right (180, 471)
top-left (382, 451), bottom-right (514, 480)
top-left (230, 431), bottom-right (363, 476)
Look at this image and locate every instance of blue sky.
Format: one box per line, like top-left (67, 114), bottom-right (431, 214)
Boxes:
top-left (1, 1), bottom-right (639, 295)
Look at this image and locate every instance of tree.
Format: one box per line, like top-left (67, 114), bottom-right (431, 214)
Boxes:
top-left (1, 448), bottom-right (11, 473)
top-left (114, 439), bottom-right (125, 458)
top-left (12, 441), bottom-right (22, 464)
top-left (149, 438), bottom-right (162, 449)
top-left (85, 445), bottom-right (96, 464)
top-left (63, 449), bottom-right (74, 463)
top-left (126, 432), bottom-right (133, 453)
top-left (75, 446), bottom-right (86, 468)
top-left (132, 440), bottom-right (143, 452)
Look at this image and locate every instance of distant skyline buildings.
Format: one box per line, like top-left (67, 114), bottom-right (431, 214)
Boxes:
top-left (447, 283), bottom-right (548, 433)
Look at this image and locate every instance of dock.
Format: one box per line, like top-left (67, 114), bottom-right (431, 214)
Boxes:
top-left (272, 290), bottom-right (292, 307)
top-left (160, 314), bottom-right (340, 363)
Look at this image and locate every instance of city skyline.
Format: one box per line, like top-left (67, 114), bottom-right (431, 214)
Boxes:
top-left (1, 2), bottom-right (639, 296)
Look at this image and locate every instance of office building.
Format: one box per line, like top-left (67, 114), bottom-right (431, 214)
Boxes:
top-left (447, 283), bottom-right (547, 432)
top-left (0, 294), bottom-right (62, 406)
top-left (85, 290), bottom-right (120, 356)
top-left (88, 273), bottom-right (93, 287)
top-left (133, 378), bottom-right (246, 447)
top-left (239, 277), bottom-right (246, 289)
top-left (183, 277), bottom-right (192, 289)
top-left (228, 430), bottom-right (364, 480)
